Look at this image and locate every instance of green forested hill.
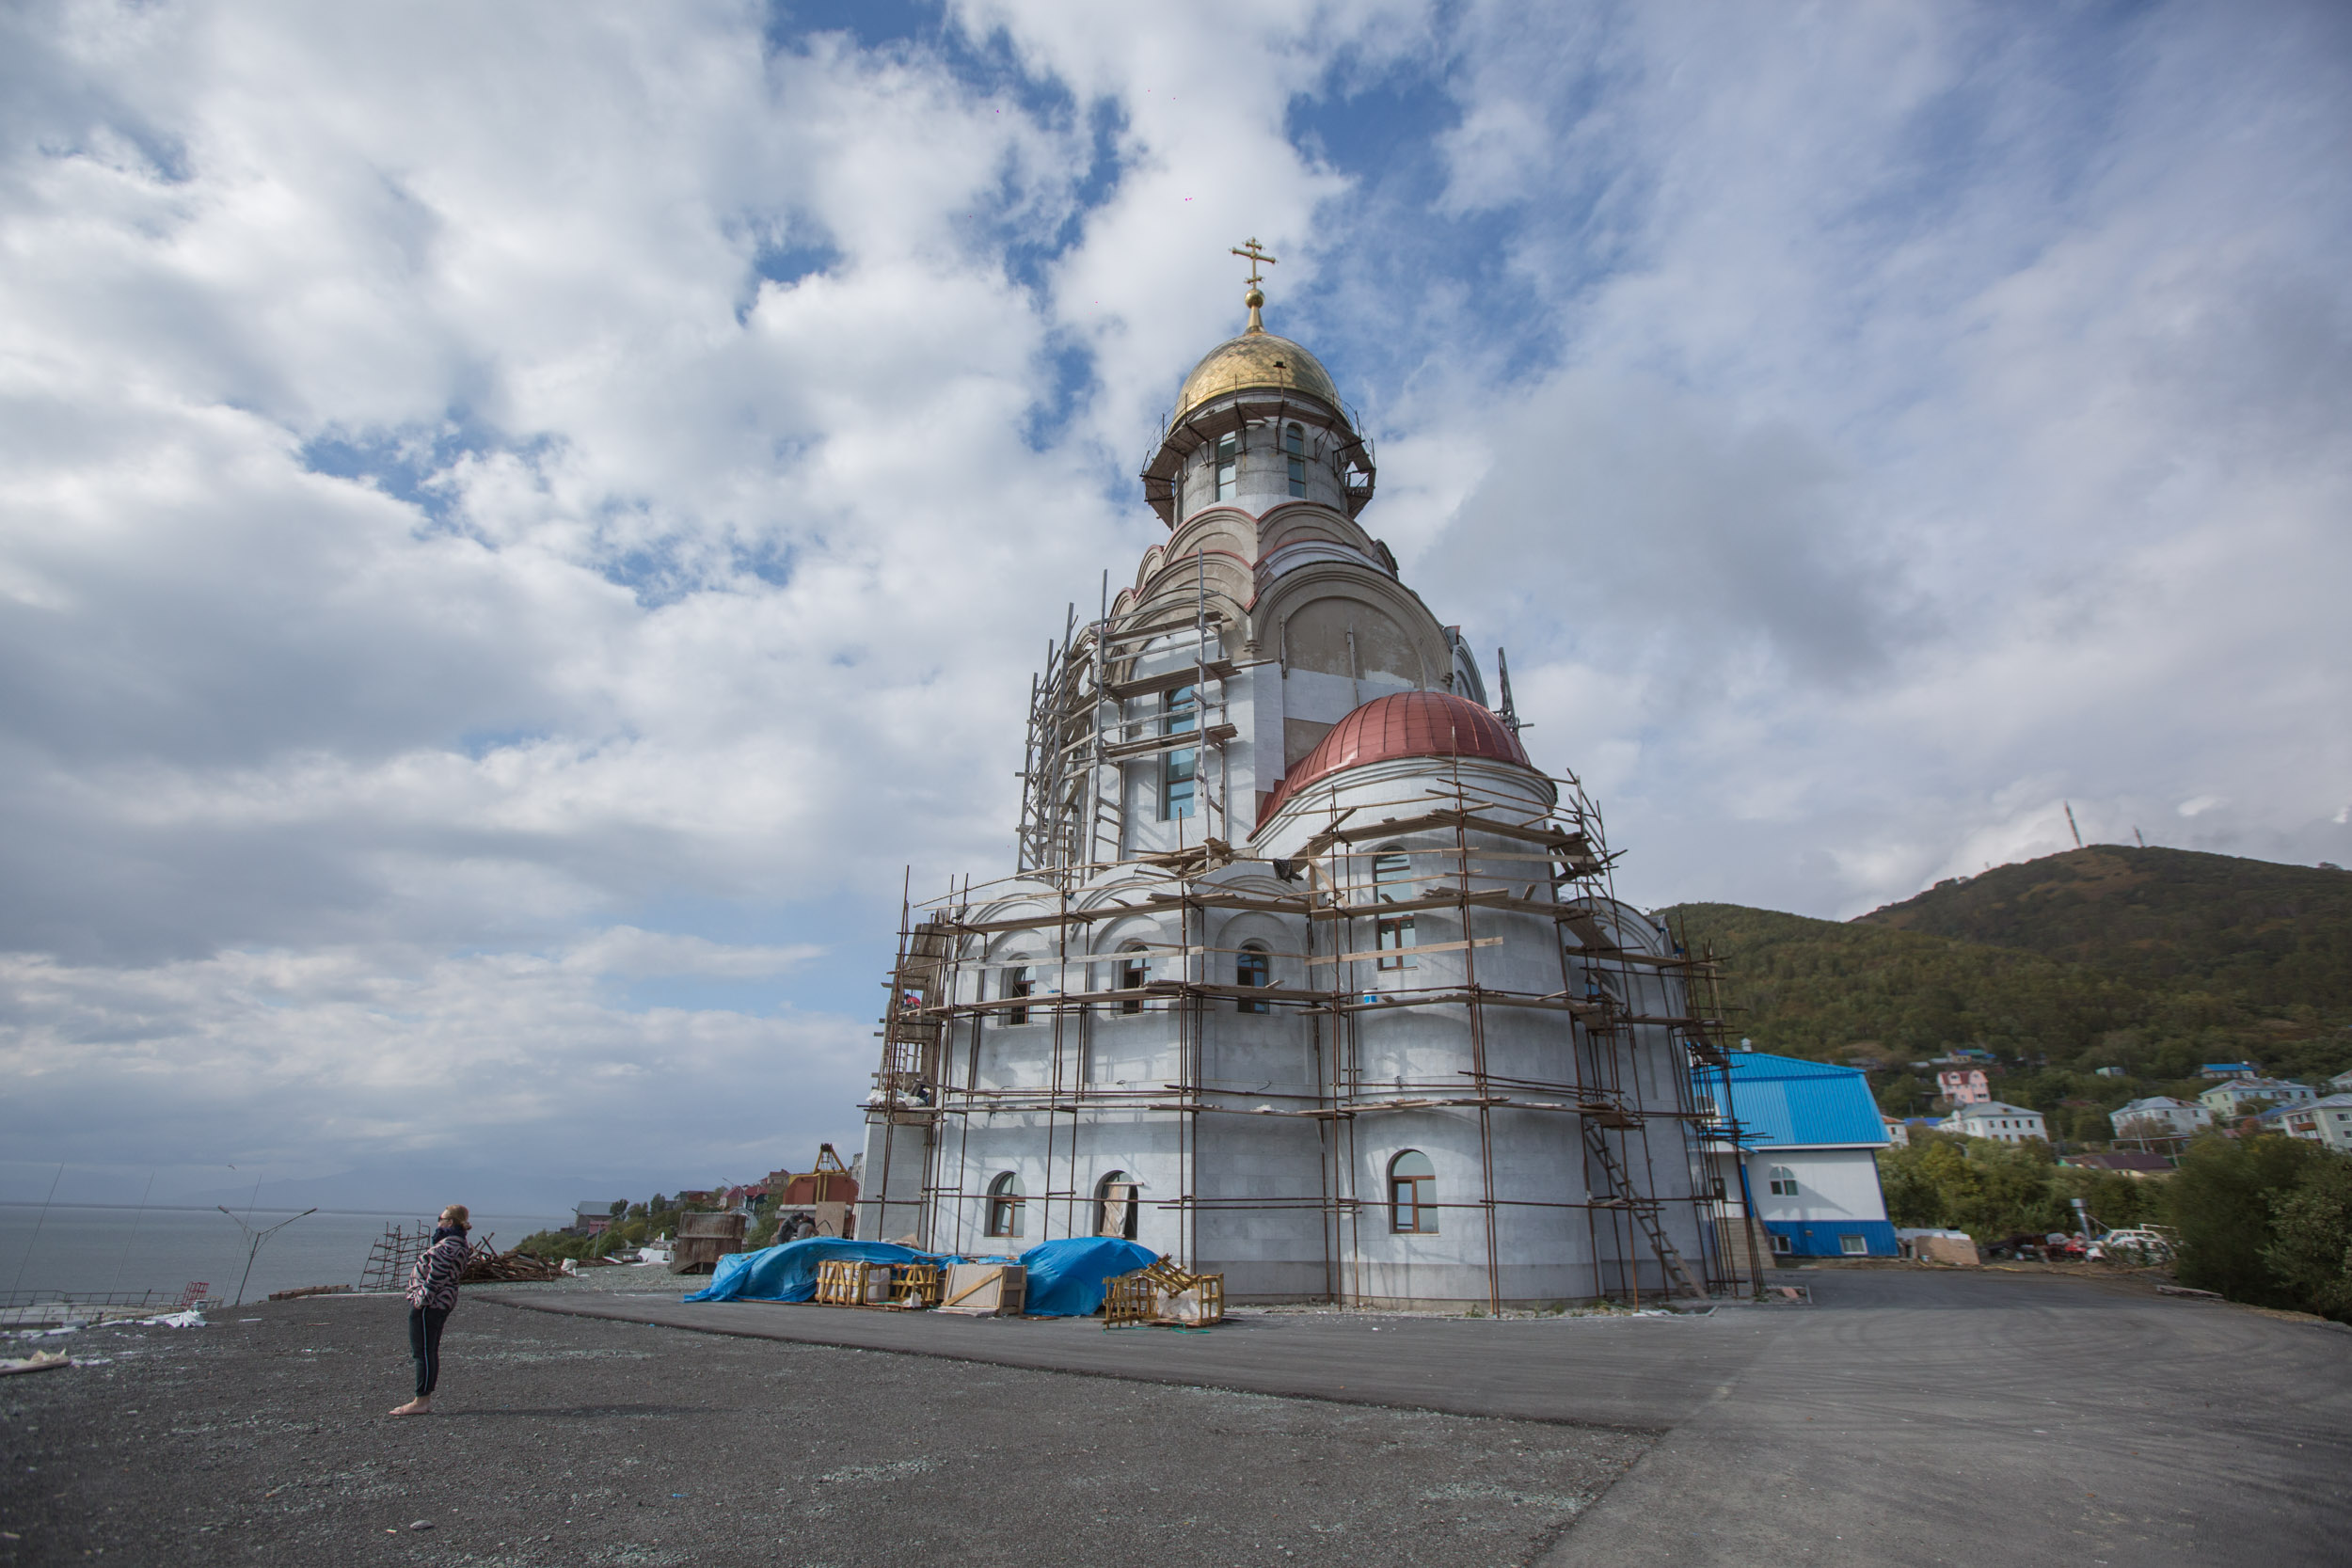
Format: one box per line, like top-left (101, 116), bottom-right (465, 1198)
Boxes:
top-left (1853, 846), bottom-right (2352, 1013)
top-left (1664, 847), bottom-right (2352, 1138)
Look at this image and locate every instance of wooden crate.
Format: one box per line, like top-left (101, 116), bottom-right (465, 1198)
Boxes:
top-left (887, 1262), bottom-right (943, 1309)
top-left (938, 1262), bottom-right (1025, 1316)
top-left (813, 1259), bottom-right (893, 1307)
top-left (669, 1211), bottom-right (747, 1275)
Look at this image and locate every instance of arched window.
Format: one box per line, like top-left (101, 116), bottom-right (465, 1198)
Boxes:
top-left (1162, 684), bottom-right (1197, 819)
top-left (1390, 1149), bottom-right (1437, 1233)
top-left (1284, 422), bottom-right (1307, 497)
top-left (1095, 1170), bottom-right (1139, 1240)
top-left (1002, 959), bottom-right (1032, 1026)
top-left (1235, 941), bottom-right (1271, 1013)
top-left (1768, 1164), bottom-right (1798, 1197)
top-left (1215, 432), bottom-right (1239, 500)
top-left (986, 1172), bottom-right (1025, 1237)
top-left (1373, 847), bottom-right (1416, 971)
top-left (1117, 942), bottom-right (1150, 1015)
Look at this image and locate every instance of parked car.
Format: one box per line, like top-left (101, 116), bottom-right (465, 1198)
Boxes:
top-left (2087, 1227), bottom-right (2175, 1264)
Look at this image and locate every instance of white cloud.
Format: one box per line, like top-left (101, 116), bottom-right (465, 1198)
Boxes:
top-left (3, 0), bottom-right (2347, 1199)
top-left (0, 936), bottom-right (866, 1210)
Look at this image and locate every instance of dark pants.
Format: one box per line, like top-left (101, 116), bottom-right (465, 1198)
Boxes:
top-left (407, 1307), bottom-right (451, 1398)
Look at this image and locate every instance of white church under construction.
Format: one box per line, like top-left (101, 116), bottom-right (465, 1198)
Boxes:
top-left (855, 251), bottom-right (1757, 1309)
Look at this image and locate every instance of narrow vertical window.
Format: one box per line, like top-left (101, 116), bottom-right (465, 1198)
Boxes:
top-left (1215, 433), bottom-right (1238, 500)
top-left (1235, 942), bottom-right (1271, 1013)
top-left (1162, 684), bottom-right (1196, 819)
top-left (1117, 942), bottom-right (1150, 1015)
top-left (1002, 962), bottom-right (1031, 1026)
top-left (1390, 1150), bottom-right (1437, 1233)
top-left (1373, 847), bottom-right (1415, 970)
top-left (986, 1172), bottom-right (1025, 1237)
top-left (1284, 423), bottom-right (1306, 498)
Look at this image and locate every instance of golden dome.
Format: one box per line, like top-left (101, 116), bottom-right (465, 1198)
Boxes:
top-left (1171, 325), bottom-right (1343, 426)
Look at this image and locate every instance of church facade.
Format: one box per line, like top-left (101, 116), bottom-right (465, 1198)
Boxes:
top-left (855, 262), bottom-right (1754, 1308)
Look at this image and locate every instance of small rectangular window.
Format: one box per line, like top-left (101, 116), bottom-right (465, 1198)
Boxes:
top-left (1287, 455), bottom-right (1306, 498)
top-left (1839, 1235), bottom-right (1867, 1256)
top-left (1770, 1233), bottom-right (1793, 1256)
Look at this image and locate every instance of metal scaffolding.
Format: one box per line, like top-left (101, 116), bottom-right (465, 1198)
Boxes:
top-left (868, 754), bottom-right (1758, 1309)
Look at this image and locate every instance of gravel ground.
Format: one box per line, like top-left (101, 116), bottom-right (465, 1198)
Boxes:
top-left (0, 1293), bottom-right (1650, 1567)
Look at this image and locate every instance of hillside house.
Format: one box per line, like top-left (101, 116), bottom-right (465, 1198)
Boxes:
top-left (2278, 1095), bottom-right (2352, 1152)
top-left (2059, 1151), bottom-right (2173, 1177)
top-left (2109, 1096), bottom-right (2211, 1142)
top-left (1937, 1068), bottom-right (1993, 1106)
top-left (572, 1201), bottom-right (624, 1237)
top-left (1940, 1101), bottom-right (2049, 1145)
top-left (2200, 1078), bottom-right (2317, 1118)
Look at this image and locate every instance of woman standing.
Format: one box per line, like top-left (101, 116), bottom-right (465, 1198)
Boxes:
top-left (390, 1205), bottom-right (473, 1416)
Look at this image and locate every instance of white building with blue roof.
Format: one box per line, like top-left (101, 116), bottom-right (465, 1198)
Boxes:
top-left (1716, 1051), bottom-right (1899, 1259)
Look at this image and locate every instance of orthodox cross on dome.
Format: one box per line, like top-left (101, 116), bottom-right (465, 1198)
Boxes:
top-left (1230, 237), bottom-right (1278, 332)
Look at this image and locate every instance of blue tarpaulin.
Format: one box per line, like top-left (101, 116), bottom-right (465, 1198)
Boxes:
top-left (1017, 1237), bottom-right (1157, 1317)
top-left (677, 1232), bottom-right (1160, 1314)
top-left (681, 1238), bottom-right (933, 1304)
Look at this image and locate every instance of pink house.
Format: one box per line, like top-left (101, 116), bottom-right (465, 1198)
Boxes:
top-left (1938, 1069), bottom-right (1992, 1106)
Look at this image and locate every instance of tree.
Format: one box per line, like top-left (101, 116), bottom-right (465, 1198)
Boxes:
top-left (1874, 1132), bottom-right (2066, 1238)
top-left (2263, 1153), bottom-right (2352, 1323)
top-left (2165, 1132), bottom-right (2325, 1305)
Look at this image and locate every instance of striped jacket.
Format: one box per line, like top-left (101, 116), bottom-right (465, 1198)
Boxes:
top-left (405, 1236), bottom-right (472, 1312)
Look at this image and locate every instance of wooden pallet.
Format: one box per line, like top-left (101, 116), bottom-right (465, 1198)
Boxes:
top-left (812, 1259), bottom-right (892, 1307)
top-left (887, 1262), bottom-right (944, 1309)
top-left (1104, 1255), bottom-right (1226, 1328)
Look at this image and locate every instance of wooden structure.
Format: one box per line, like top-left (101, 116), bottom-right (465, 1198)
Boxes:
top-left (670, 1211), bottom-right (747, 1275)
top-left (1104, 1255), bottom-right (1226, 1328)
top-left (359, 1223), bottom-right (429, 1291)
top-left (938, 1261), bottom-right (1025, 1316)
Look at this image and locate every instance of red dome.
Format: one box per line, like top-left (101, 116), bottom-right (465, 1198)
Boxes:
top-left (1259, 690), bottom-right (1534, 823)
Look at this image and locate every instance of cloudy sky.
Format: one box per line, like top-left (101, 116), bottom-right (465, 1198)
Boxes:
top-left (4, 0), bottom-right (2345, 1212)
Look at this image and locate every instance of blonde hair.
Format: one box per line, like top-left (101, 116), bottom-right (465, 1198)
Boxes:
top-left (440, 1204), bottom-right (470, 1227)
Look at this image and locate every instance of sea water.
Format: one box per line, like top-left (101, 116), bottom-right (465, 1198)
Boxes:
top-left (0, 1204), bottom-right (566, 1307)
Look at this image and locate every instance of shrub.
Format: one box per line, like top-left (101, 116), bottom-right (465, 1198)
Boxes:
top-left (2165, 1133), bottom-right (2327, 1306)
top-left (2262, 1155), bottom-right (2352, 1323)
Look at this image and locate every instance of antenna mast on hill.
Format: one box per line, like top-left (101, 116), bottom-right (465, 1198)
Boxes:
top-left (2064, 801), bottom-right (2084, 848)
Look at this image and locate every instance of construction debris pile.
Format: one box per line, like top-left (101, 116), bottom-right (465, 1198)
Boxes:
top-left (1104, 1256), bottom-right (1226, 1328)
top-left (683, 1234), bottom-right (1217, 1327)
top-left (460, 1243), bottom-right (566, 1285)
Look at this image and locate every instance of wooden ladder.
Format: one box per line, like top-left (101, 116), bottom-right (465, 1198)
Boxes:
top-left (1582, 1124), bottom-right (1703, 1300)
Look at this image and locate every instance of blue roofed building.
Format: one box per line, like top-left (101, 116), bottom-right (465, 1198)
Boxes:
top-left (1711, 1051), bottom-right (1899, 1260)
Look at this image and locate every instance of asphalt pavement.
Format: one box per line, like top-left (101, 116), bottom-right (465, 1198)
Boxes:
top-left (501, 1265), bottom-right (2352, 1566)
top-left (2, 1265), bottom-right (2344, 1565)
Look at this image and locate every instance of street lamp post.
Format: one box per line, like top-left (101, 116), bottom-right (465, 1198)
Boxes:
top-left (216, 1206), bottom-right (318, 1307)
